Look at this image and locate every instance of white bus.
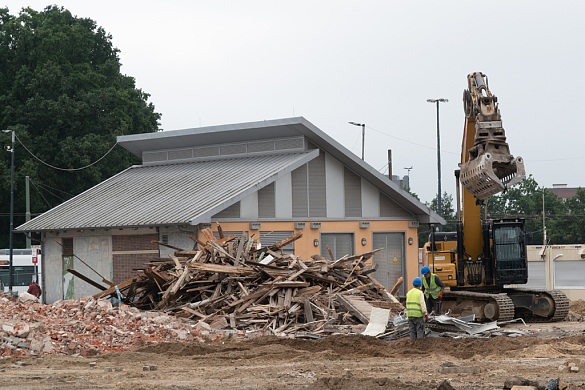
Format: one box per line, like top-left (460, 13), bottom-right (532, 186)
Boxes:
top-left (0, 248), bottom-right (42, 296)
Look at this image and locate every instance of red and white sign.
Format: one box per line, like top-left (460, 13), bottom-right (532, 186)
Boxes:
top-left (32, 249), bottom-right (38, 264)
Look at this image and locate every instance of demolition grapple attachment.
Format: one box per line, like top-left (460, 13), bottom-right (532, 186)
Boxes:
top-left (459, 72), bottom-right (525, 200)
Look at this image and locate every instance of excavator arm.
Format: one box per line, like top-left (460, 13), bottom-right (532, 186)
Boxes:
top-left (459, 72), bottom-right (525, 200)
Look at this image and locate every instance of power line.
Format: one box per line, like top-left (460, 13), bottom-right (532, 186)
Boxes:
top-left (15, 134), bottom-right (118, 171)
top-left (366, 125), bottom-right (460, 155)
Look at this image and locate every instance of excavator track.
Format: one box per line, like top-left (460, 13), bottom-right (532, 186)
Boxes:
top-left (504, 288), bottom-right (569, 322)
top-left (444, 290), bottom-right (515, 322)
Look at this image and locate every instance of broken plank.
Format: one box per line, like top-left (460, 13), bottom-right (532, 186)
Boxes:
top-left (93, 275), bottom-right (143, 300)
top-left (67, 269), bottom-right (107, 291)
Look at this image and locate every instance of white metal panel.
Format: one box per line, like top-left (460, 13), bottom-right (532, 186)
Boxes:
top-left (325, 152), bottom-right (344, 218)
top-left (554, 260), bottom-right (585, 289)
top-left (524, 261), bottom-right (546, 289)
top-left (275, 173), bottom-right (292, 219)
top-left (240, 192), bottom-right (258, 220)
top-left (361, 178), bottom-right (380, 218)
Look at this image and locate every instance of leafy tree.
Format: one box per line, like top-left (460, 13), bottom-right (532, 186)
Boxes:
top-left (488, 175), bottom-right (569, 245)
top-left (0, 6), bottom-right (161, 248)
top-left (417, 192), bottom-right (457, 247)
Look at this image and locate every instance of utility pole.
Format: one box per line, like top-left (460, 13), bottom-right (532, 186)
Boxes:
top-left (26, 176), bottom-right (31, 249)
top-left (2, 129), bottom-right (15, 294)
top-left (427, 99), bottom-right (448, 231)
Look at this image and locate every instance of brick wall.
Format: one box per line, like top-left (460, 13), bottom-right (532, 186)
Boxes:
top-left (112, 234), bottom-right (158, 284)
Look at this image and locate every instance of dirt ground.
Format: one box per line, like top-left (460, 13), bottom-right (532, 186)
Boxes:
top-left (2, 304), bottom-right (585, 390)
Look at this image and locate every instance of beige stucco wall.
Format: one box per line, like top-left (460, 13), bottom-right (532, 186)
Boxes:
top-left (209, 220), bottom-right (418, 292)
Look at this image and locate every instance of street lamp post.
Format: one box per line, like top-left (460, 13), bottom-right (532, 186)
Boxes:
top-left (2, 129), bottom-right (14, 294)
top-left (427, 98), bottom-right (448, 231)
top-left (348, 122), bottom-right (365, 160)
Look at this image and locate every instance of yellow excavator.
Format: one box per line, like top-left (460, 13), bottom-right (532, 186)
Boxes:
top-left (424, 72), bottom-right (569, 322)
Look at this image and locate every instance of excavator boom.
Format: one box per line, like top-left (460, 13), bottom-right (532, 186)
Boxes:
top-left (460, 72), bottom-right (525, 200)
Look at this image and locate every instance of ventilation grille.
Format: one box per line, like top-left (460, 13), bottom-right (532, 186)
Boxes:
top-left (292, 165), bottom-right (308, 218)
top-left (193, 146), bottom-right (220, 158)
top-left (220, 143), bottom-right (247, 156)
top-left (143, 137), bottom-right (304, 164)
top-left (248, 141), bottom-right (275, 153)
top-left (258, 183), bottom-right (276, 218)
top-left (212, 202), bottom-right (241, 219)
top-left (168, 149), bottom-right (193, 161)
top-left (276, 138), bottom-right (304, 150)
top-left (344, 167), bottom-right (362, 217)
top-left (143, 151), bottom-right (168, 163)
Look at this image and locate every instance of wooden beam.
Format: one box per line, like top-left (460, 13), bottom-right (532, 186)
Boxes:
top-left (67, 269), bottom-right (107, 291)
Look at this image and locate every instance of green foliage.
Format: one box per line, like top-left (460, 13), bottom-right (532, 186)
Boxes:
top-left (487, 175), bottom-right (583, 245)
top-left (417, 191), bottom-right (457, 247)
top-left (0, 6), bottom-right (161, 248)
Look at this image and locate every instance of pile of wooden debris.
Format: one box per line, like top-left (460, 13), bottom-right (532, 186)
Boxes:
top-left (88, 225), bottom-right (403, 334)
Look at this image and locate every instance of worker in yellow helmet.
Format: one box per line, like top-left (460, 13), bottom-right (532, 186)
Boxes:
top-left (406, 277), bottom-right (428, 341)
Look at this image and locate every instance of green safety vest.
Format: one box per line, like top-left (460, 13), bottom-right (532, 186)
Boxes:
top-left (422, 273), bottom-right (441, 299)
top-left (406, 288), bottom-right (424, 318)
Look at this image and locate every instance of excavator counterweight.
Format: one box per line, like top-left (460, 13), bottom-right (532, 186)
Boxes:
top-left (459, 72), bottom-right (525, 200)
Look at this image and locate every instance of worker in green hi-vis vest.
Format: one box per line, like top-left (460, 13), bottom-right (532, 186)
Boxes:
top-left (406, 277), bottom-right (428, 341)
top-left (420, 266), bottom-right (445, 315)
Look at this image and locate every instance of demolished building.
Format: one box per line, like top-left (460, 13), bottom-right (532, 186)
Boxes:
top-left (15, 117), bottom-right (444, 304)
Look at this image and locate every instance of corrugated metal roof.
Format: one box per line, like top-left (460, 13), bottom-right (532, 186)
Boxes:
top-left (16, 151), bottom-right (318, 232)
top-left (117, 117), bottom-right (445, 224)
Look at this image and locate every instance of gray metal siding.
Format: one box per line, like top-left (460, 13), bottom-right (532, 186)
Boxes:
top-left (320, 233), bottom-right (354, 260)
top-left (344, 167), bottom-right (362, 217)
top-left (168, 149), bottom-right (193, 161)
top-left (380, 192), bottom-right (413, 218)
top-left (220, 143), bottom-right (247, 156)
top-left (371, 233), bottom-right (405, 295)
top-left (193, 146), bottom-right (220, 158)
top-left (260, 231), bottom-right (294, 254)
top-left (292, 165), bottom-right (309, 218)
top-left (554, 260), bottom-right (585, 288)
top-left (248, 140), bottom-right (275, 153)
top-left (258, 183), bottom-right (276, 218)
top-left (143, 151), bottom-right (167, 163)
top-left (525, 261), bottom-right (546, 289)
top-left (308, 151), bottom-right (326, 217)
top-left (276, 138), bottom-right (304, 151)
top-left (18, 152), bottom-right (316, 231)
top-left (211, 202), bottom-right (241, 219)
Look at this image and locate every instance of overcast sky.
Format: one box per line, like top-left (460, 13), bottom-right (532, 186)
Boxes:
top-left (3, 1), bottom-right (584, 204)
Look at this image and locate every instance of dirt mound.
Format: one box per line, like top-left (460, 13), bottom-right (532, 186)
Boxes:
top-left (570, 299), bottom-right (585, 317)
top-left (134, 333), bottom-right (562, 361)
top-left (387, 335), bottom-right (544, 359)
top-left (307, 377), bottom-right (437, 390)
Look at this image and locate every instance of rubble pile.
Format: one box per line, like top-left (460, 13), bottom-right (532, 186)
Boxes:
top-left (84, 226), bottom-right (403, 335)
top-left (0, 296), bottom-right (223, 358)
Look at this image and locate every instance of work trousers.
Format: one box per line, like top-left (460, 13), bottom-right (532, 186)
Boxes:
top-left (408, 316), bottom-right (425, 341)
top-left (425, 296), bottom-right (441, 315)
